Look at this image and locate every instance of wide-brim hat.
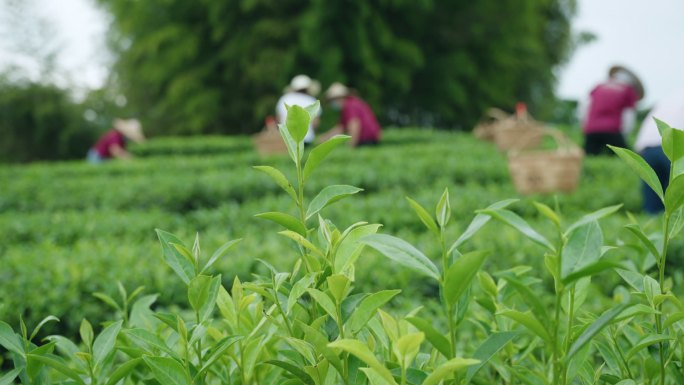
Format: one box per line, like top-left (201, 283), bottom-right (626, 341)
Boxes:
top-left (290, 74), bottom-right (313, 92)
top-left (609, 65), bottom-right (645, 100)
top-left (324, 82), bottom-right (349, 100)
top-left (114, 118), bottom-right (145, 143)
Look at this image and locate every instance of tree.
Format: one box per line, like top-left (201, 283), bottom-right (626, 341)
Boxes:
top-left (96, 0), bottom-right (577, 134)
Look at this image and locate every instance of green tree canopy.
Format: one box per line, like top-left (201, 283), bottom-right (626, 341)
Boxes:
top-left (96, 0), bottom-right (577, 134)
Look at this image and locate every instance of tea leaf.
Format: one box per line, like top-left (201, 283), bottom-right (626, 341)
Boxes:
top-left (664, 311), bottom-right (684, 329)
top-left (422, 357), bottom-right (480, 385)
top-left (655, 118), bottom-right (673, 160)
top-left (327, 274), bottom-right (351, 304)
top-left (465, 331), bottom-right (518, 382)
top-left (562, 221), bottom-right (603, 279)
top-left (435, 188), bottom-right (451, 228)
top-left (306, 185), bottom-right (364, 220)
top-left (307, 289), bottom-right (338, 320)
top-left (298, 322), bottom-right (344, 375)
top-left (361, 368), bottom-right (396, 385)
top-left (608, 146), bottom-right (664, 202)
top-left (283, 337), bottom-right (317, 365)
top-left (0, 368), bottom-right (22, 385)
top-left (143, 356), bottom-right (191, 385)
top-left (499, 276), bottom-right (548, 325)
top-left (0, 321), bottom-right (23, 355)
top-left (450, 199), bottom-right (518, 253)
top-left (288, 273), bottom-right (317, 315)
top-left (27, 354), bottom-right (86, 385)
top-left (195, 335), bottom-right (241, 378)
top-left (335, 223), bottom-right (383, 273)
top-left (124, 328), bottom-right (178, 358)
top-left (362, 234), bottom-right (440, 281)
top-left (405, 316), bottom-right (451, 358)
top-left (105, 357), bottom-right (142, 385)
top-left (253, 165), bottom-right (298, 202)
top-left (156, 229), bottom-right (195, 285)
top-left (328, 339), bottom-right (398, 385)
top-left (444, 251), bottom-right (489, 307)
top-left (477, 209), bottom-right (554, 251)
top-left (93, 293), bottom-right (121, 312)
top-left (80, 319), bottom-right (94, 350)
top-left (279, 230), bottom-right (325, 257)
top-left (264, 360), bottom-right (315, 385)
top-left (93, 320), bottom-right (123, 368)
top-left (533, 202), bottom-right (561, 228)
top-left (347, 290), bottom-right (401, 334)
top-left (406, 197), bottom-right (440, 236)
top-left (561, 260), bottom-right (622, 286)
top-left (279, 124), bottom-right (301, 164)
top-left (617, 269), bottom-right (644, 291)
top-left (286, 105), bottom-right (311, 143)
top-left (498, 310), bottom-right (551, 344)
top-left (202, 239), bottom-right (241, 274)
top-left (626, 334), bottom-right (674, 360)
top-left (565, 205), bottom-right (622, 235)
top-left (393, 332), bottom-right (424, 369)
top-left (256, 212), bottom-right (307, 236)
top-left (625, 224), bottom-right (660, 261)
top-left (303, 135), bottom-right (350, 181)
top-left (565, 303), bottom-right (629, 362)
top-left (29, 315), bottom-right (59, 342)
top-left (188, 274), bottom-right (221, 322)
top-left (665, 175), bottom-right (684, 213)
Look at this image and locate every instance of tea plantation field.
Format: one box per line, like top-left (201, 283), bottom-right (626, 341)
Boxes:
top-left (2, 127), bottom-right (683, 384)
top-left (0, 129), bottom-right (657, 332)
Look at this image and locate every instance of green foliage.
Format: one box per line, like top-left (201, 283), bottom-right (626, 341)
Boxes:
top-left (4, 118), bottom-right (684, 384)
top-left (0, 78), bottom-right (98, 162)
top-left (94, 0), bottom-right (577, 133)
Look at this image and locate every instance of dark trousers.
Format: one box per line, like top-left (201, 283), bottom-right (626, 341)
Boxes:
top-left (584, 132), bottom-right (627, 156)
top-left (640, 146), bottom-right (670, 214)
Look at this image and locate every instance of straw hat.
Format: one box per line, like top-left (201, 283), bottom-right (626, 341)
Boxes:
top-left (114, 118), bottom-right (145, 143)
top-left (609, 65), bottom-right (645, 100)
top-left (289, 74), bottom-right (313, 92)
top-left (324, 82), bottom-right (349, 100)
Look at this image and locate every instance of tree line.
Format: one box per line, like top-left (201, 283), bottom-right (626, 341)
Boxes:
top-left (97, 0), bottom-right (578, 135)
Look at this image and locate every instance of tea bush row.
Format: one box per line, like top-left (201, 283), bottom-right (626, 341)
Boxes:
top-left (0, 128), bottom-right (655, 339)
top-left (2, 106), bottom-right (684, 384)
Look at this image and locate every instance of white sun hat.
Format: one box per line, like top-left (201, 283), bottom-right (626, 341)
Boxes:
top-left (290, 75), bottom-right (313, 92)
top-left (324, 82), bottom-right (349, 100)
top-left (114, 118), bottom-right (145, 143)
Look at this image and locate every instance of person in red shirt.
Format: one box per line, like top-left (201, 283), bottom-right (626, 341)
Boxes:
top-left (581, 65), bottom-right (644, 155)
top-left (320, 82), bottom-right (381, 147)
top-left (87, 119), bottom-right (145, 163)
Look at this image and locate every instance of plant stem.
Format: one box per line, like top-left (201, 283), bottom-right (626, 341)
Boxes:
top-left (656, 212), bottom-right (671, 385)
top-left (440, 230), bottom-right (457, 358)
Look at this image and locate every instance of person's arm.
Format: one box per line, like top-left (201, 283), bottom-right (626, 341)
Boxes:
top-left (318, 125), bottom-right (344, 143)
top-left (621, 107), bottom-right (637, 135)
top-left (347, 117), bottom-right (361, 146)
top-left (109, 143), bottom-right (133, 160)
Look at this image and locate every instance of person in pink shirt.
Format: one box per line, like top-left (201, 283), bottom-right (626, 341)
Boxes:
top-left (320, 82), bottom-right (381, 147)
top-left (87, 119), bottom-right (145, 163)
top-left (581, 65), bottom-right (644, 155)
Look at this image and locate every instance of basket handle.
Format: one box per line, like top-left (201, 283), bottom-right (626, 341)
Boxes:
top-left (485, 108), bottom-right (510, 121)
top-left (508, 128), bottom-right (577, 154)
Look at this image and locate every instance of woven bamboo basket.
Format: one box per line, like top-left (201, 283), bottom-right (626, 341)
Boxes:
top-left (493, 118), bottom-right (545, 152)
top-left (508, 129), bottom-right (584, 195)
top-left (473, 108), bottom-right (509, 142)
top-left (253, 128), bottom-right (288, 156)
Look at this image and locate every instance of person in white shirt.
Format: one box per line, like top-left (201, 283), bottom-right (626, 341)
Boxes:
top-left (276, 75), bottom-right (321, 145)
top-left (634, 91), bottom-right (684, 213)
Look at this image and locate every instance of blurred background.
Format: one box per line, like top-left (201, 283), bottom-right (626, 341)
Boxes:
top-left (2, 0), bottom-right (681, 162)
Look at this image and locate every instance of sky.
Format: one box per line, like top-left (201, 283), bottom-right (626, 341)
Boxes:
top-left (1, 0), bottom-right (683, 106)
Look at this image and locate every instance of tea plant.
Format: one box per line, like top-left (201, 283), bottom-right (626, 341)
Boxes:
top-left (1, 112), bottom-right (683, 384)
